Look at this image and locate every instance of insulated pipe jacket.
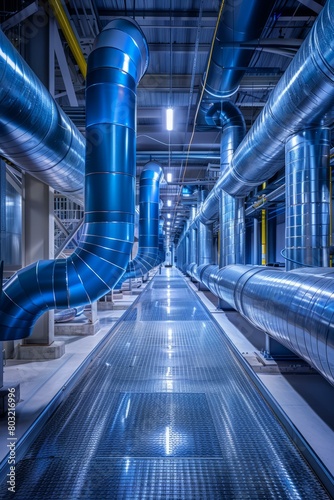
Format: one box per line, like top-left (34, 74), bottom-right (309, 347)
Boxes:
top-left (116, 161), bottom-right (163, 286)
top-left (0, 28), bottom-right (85, 203)
top-left (0, 19), bottom-right (149, 341)
top-left (199, 264), bottom-right (334, 386)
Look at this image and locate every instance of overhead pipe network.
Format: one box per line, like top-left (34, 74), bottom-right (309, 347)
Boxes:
top-left (181, 0), bottom-right (334, 387)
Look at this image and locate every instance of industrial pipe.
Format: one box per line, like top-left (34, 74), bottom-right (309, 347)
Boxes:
top-left (0, 28), bottom-right (85, 202)
top-left (198, 0), bottom-right (277, 123)
top-left (48, 0), bottom-right (87, 79)
top-left (116, 161), bottom-right (163, 286)
top-left (198, 102), bottom-right (246, 225)
top-left (219, 0), bottom-right (334, 197)
top-left (202, 264), bottom-right (334, 386)
top-left (285, 127), bottom-right (330, 270)
top-left (0, 18), bottom-right (149, 341)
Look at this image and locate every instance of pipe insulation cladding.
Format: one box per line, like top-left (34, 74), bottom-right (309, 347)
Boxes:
top-left (0, 28), bottom-right (85, 203)
top-left (0, 18), bottom-right (149, 341)
top-left (201, 264), bottom-right (334, 387)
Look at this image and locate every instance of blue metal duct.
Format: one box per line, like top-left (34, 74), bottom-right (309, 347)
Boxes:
top-left (198, 0), bottom-right (276, 122)
top-left (181, 103), bottom-right (245, 272)
top-left (0, 28), bottom-right (85, 203)
top-left (198, 102), bottom-right (246, 225)
top-left (0, 18), bottom-right (149, 341)
top-left (183, 2), bottom-right (334, 387)
top-left (115, 161), bottom-right (163, 286)
top-left (158, 219), bottom-right (165, 263)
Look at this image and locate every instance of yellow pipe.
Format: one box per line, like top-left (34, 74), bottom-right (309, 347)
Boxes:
top-left (49, 0), bottom-right (87, 79)
top-left (261, 209), bottom-right (267, 266)
top-left (261, 182), bottom-right (267, 265)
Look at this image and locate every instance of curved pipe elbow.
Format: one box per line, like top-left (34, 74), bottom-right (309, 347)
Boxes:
top-left (0, 19), bottom-right (149, 341)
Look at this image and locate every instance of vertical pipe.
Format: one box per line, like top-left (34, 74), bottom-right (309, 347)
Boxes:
top-left (198, 189), bottom-right (213, 265)
top-left (261, 209), bottom-right (267, 266)
top-left (253, 217), bottom-right (260, 265)
top-left (220, 194), bottom-right (245, 267)
top-left (48, 0), bottom-right (87, 79)
top-left (285, 128), bottom-right (330, 270)
top-left (236, 197), bottom-right (245, 264)
top-left (189, 205), bottom-right (197, 265)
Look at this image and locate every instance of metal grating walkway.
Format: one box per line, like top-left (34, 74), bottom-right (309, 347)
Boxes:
top-left (0, 268), bottom-right (331, 499)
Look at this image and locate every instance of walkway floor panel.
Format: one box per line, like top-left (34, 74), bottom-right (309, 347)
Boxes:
top-left (0, 269), bottom-right (330, 499)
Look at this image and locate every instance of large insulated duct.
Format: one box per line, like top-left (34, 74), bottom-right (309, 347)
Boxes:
top-left (219, 0), bottom-right (334, 198)
top-left (0, 28), bottom-right (85, 203)
top-left (203, 264), bottom-right (334, 386)
top-left (116, 161), bottom-right (163, 285)
top-left (0, 19), bottom-right (149, 341)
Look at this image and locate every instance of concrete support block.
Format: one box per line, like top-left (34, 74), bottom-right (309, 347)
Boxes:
top-left (16, 341), bottom-right (65, 360)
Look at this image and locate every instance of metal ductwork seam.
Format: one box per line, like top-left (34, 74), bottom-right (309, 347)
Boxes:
top-left (116, 161), bottom-right (163, 286)
top-left (0, 18), bottom-right (149, 341)
top-left (0, 28), bottom-right (85, 203)
top-left (219, 0), bottom-right (334, 198)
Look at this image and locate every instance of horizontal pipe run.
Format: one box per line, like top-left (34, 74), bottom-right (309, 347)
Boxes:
top-left (201, 264), bottom-right (334, 387)
top-left (0, 28), bottom-right (85, 203)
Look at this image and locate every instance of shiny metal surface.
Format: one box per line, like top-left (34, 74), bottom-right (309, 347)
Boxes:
top-left (198, 0), bottom-right (276, 117)
top-left (204, 264), bottom-right (334, 386)
top-left (218, 0), bottom-right (334, 197)
top-left (198, 103), bottom-right (246, 225)
top-left (0, 19), bottom-right (149, 341)
top-left (118, 161), bottom-right (163, 285)
top-left (197, 221), bottom-right (213, 265)
top-left (188, 205), bottom-right (197, 266)
top-left (285, 128), bottom-right (330, 270)
top-left (220, 193), bottom-right (245, 266)
top-left (1, 268), bottom-right (329, 499)
top-left (0, 29), bottom-right (85, 202)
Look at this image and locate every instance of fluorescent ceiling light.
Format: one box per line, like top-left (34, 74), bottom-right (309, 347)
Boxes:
top-left (167, 199), bottom-right (172, 207)
top-left (167, 173), bottom-right (172, 182)
top-left (166, 107), bottom-right (173, 131)
top-left (167, 213), bottom-right (171, 218)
